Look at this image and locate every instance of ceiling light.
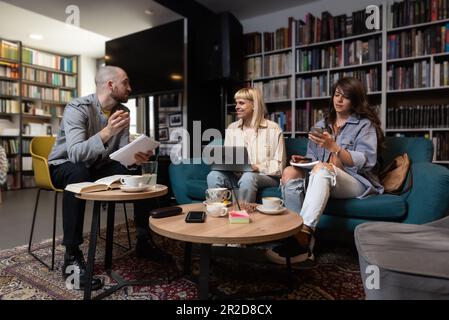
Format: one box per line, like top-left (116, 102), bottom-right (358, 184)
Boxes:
top-left (29, 34), bottom-right (43, 40)
top-left (144, 9), bottom-right (153, 15)
top-left (170, 74), bottom-right (182, 81)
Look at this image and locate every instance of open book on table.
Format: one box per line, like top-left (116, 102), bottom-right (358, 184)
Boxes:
top-left (65, 175), bottom-right (130, 194)
top-left (109, 134), bottom-right (160, 167)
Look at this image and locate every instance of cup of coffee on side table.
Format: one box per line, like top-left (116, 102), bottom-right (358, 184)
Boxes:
top-left (261, 197), bottom-right (284, 211)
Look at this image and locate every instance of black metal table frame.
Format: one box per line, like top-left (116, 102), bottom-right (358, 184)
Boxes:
top-left (183, 242), bottom-right (295, 300)
top-left (83, 201), bottom-right (161, 300)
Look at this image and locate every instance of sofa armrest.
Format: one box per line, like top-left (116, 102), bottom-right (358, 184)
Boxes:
top-left (169, 159), bottom-right (211, 205)
top-left (402, 162), bottom-right (449, 224)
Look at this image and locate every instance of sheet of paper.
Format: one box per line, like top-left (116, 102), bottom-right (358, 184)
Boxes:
top-left (109, 135), bottom-right (160, 167)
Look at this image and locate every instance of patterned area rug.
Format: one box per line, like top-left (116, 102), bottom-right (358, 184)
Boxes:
top-left (0, 223), bottom-right (365, 300)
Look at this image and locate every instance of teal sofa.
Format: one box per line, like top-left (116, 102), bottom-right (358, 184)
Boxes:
top-left (169, 137), bottom-right (449, 234)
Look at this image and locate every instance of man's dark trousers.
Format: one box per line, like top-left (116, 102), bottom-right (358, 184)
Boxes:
top-left (50, 160), bottom-right (153, 247)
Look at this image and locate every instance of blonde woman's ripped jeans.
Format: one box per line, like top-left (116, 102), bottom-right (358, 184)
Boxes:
top-left (282, 165), bottom-right (366, 229)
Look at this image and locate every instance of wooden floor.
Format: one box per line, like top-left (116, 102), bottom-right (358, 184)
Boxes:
top-left (0, 188), bottom-right (129, 250)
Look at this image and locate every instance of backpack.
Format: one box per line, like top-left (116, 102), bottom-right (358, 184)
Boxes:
top-left (380, 153), bottom-right (412, 194)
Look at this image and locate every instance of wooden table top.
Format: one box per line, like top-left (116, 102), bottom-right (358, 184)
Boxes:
top-left (150, 203), bottom-right (303, 245)
top-left (75, 184), bottom-right (168, 201)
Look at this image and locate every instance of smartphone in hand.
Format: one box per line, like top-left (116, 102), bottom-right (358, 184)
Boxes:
top-left (309, 127), bottom-right (324, 135)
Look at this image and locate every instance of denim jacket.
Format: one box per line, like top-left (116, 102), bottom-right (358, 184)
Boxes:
top-left (306, 114), bottom-right (384, 198)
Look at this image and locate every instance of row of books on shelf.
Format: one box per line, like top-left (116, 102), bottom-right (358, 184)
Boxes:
top-left (0, 99), bottom-right (19, 113)
top-left (22, 123), bottom-right (53, 136)
top-left (0, 80), bottom-right (19, 96)
top-left (345, 36), bottom-right (383, 66)
top-left (296, 74), bottom-right (328, 98)
top-left (295, 8), bottom-right (382, 46)
top-left (433, 132), bottom-right (449, 160)
top-left (22, 67), bottom-right (77, 87)
top-left (22, 84), bottom-right (74, 103)
top-left (1, 139), bottom-right (19, 154)
top-left (244, 19), bottom-right (294, 55)
top-left (330, 68), bottom-right (381, 92)
top-left (0, 40), bottom-right (18, 61)
top-left (263, 20), bottom-right (294, 52)
top-left (245, 57), bottom-right (262, 79)
top-left (7, 157), bottom-right (20, 172)
top-left (22, 48), bottom-right (76, 73)
top-left (0, 63), bottom-right (19, 79)
top-left (387, 25), bottom-right (449, 59)
top-left (262, 52), bottom-right (292, 78)
top-left (390, 0), bottom-right (449, 28)
top-left (253, 78), bottom-right (291, 101)
top-left (296, 45), bottom-right (342, 72)
top-left (21, 156), bottom-right (32, 171)
top-left (245, 52), bottom-right (293, 79)
top-left (21, 139), bottom-right (31, 154)
top-left (434, 60), bottom-right (449, 86)
top-left (269, 111), bottom-right (291, 132)
top-left (386, 104), bottom-right (449, 128)
top-left (295, 103), bottom-right (326, 132)
top-left (387, 60), bottom-right (431, 89)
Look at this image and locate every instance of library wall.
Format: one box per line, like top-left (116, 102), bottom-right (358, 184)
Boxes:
top-left (241, 0), bottom-right (381, 33)
top-left (79, 55), bottom-right (97, 96)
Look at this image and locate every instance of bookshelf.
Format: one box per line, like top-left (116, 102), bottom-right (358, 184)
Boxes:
top-left (0, 39), bottom-right (79, 190)
top-left (239, 0), bottom-right (449, 166)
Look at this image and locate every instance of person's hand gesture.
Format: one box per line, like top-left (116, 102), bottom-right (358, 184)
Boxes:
top-left (308, 131), bottom-right (338, 152)
top-left (100, 110), bottom-right (130, 143)
top-left (107, 110), bottom-right (130, 136)
top-left (134, 150), bottom-right (153, 165)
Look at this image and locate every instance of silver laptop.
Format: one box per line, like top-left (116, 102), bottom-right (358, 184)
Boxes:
top-left (204, 146), bottom-right (253, 172)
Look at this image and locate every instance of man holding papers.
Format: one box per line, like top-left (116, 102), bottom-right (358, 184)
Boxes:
top-left (48, 66), bottom-right (169, 291)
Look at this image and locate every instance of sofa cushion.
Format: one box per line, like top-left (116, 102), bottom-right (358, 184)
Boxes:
top-left (261, 188), bottom-right (407, 221)
top-left (260, 187), bottom-right (282, 198)
top-left (186, 180), bottom-right (208, 200)
top-left (324, 194), bottom-right (407, 220)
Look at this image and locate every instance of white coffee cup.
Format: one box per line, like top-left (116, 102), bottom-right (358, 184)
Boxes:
top-left (206, 202), bottom-right (228, 217)
top-left (262, 197), bottom-right (284, 211)
top-left (120, 175), bottom-right (146, 187)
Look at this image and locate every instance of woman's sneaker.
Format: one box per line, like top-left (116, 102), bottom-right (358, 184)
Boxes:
top-left (266, 229), bottom-right (315, 265)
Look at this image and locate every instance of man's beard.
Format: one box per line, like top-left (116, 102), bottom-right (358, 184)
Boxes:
top-left (111, 89), bottom-right (129, 103)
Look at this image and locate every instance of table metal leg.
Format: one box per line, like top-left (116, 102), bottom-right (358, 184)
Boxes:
top-left (84, 201), bottom-right (101, 300)
top-left (184, 242), bottom-right (192, 276)
top-left (199, 244), bottom-right (211, 300)
top-left (104, 202), bottom-right (115, 270)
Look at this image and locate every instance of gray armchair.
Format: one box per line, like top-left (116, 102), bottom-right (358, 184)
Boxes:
top-left (355, 215), bottom-right (449, 299)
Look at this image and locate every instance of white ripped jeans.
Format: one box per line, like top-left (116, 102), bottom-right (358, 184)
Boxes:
top-left (282, 165), bottom-right (366, 228)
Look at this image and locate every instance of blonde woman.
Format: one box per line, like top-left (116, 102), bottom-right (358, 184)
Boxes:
top-left (207, 87), bottom-right (286, 203)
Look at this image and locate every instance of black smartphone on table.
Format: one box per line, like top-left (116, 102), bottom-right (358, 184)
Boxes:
top-left (185, 211), bottom-right (206, 223)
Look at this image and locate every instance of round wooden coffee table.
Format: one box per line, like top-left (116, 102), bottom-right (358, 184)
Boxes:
top-left (150, 203), bottom-right (303, 299)
top-left (76, 185), bottom-right (168, 300)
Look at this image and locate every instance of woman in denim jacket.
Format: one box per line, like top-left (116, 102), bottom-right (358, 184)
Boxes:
top-left (266, 77), bottom-right (384, 265)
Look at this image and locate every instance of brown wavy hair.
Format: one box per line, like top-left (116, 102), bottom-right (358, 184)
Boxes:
top-left (325, 77), bottom-right (384, 150)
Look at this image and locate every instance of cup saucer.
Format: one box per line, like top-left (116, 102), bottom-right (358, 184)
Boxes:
top-left (256, 205), bottom-right (287, 215)
top-left (120, 185), bottom-right (151, 193)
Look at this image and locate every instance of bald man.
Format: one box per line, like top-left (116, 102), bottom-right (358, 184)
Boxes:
top-left (48, 66), bottom-right (169, 291)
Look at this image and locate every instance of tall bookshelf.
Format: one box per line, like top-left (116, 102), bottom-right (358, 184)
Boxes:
top-left (240, 0), bottom-right (449, 166)
top-left (0, 39), bottom-right (78, 190)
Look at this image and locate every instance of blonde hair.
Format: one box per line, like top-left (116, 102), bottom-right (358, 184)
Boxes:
top-left (234, 87), bottom-right (267, 128)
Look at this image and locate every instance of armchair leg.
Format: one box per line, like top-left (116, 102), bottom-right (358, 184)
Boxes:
top-left (51, 192), bottom-right (58, 270)
top-left (28, 188), bottom-right (42, 253)
top-left (28, 189), bottom-right (55, 270)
